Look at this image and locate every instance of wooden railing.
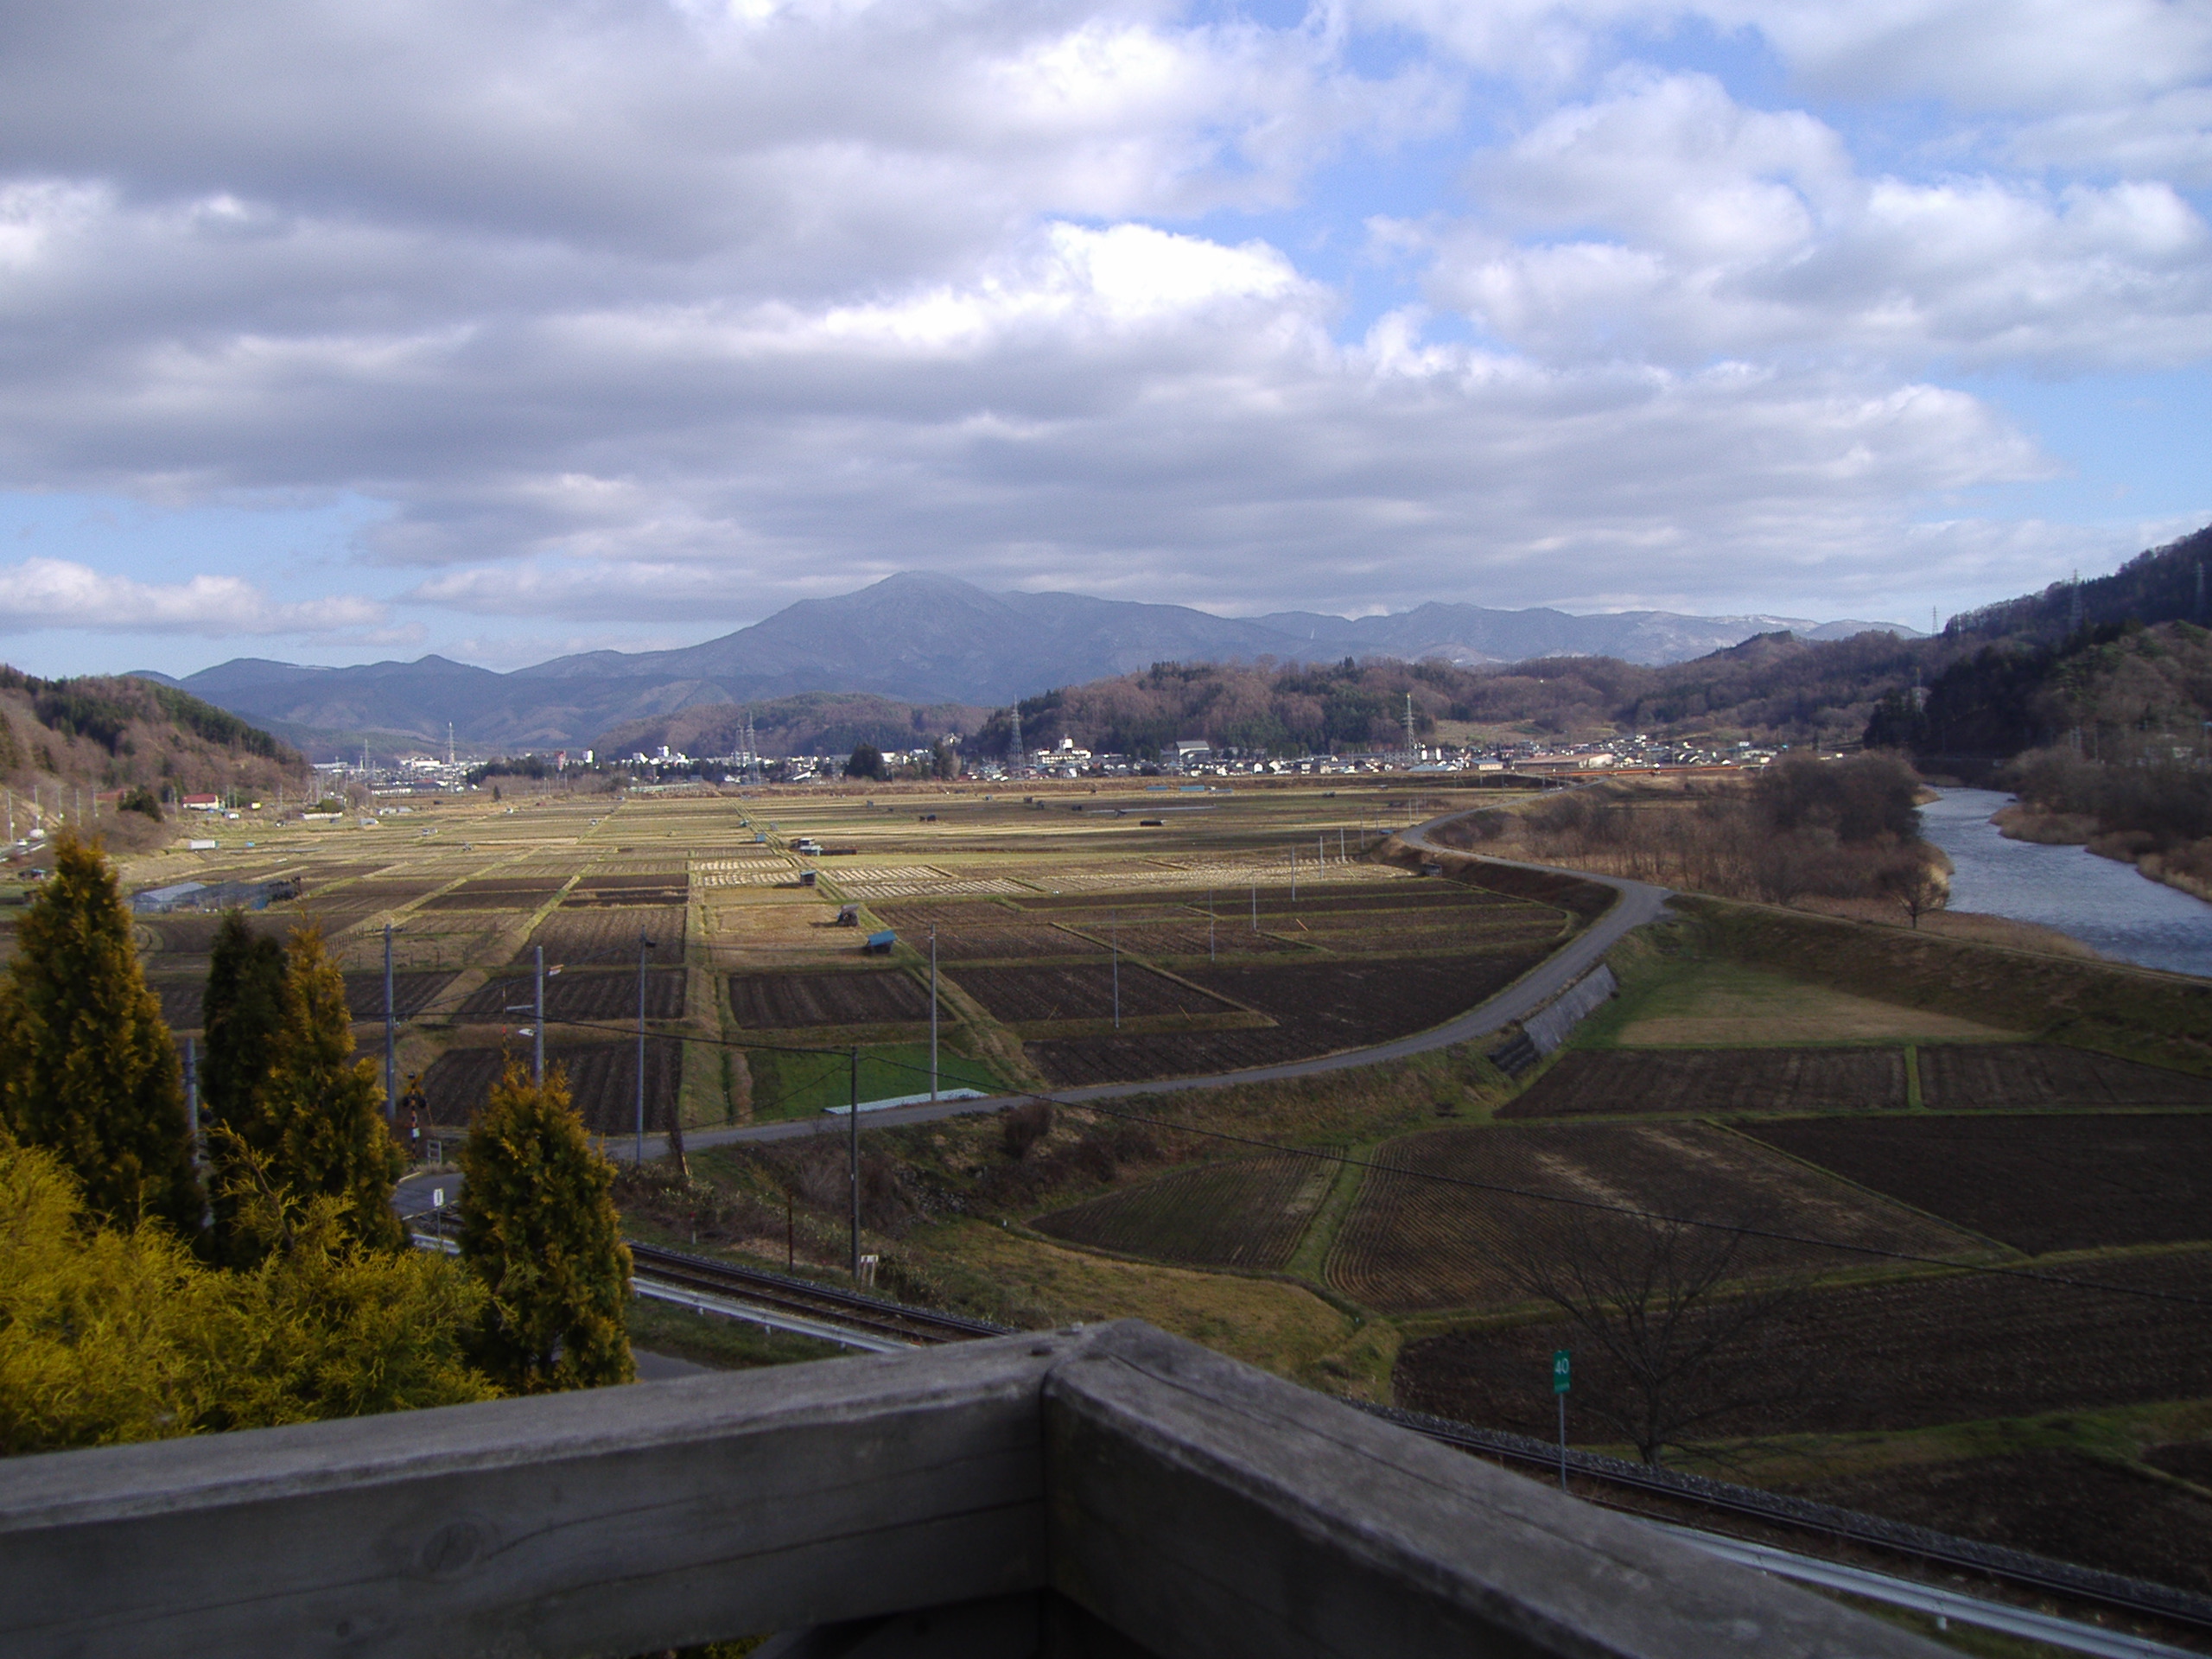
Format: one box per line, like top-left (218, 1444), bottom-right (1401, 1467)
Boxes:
top-left (0, 1320), bottom-right (1948, 1657)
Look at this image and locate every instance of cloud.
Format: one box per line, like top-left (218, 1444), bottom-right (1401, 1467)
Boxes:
top-left (0, 558), bottom-right (385, 635)
top-left (0, 0), bottom-right (2201, 658)
top-left (1422, 73), bottom-right (2212, 372)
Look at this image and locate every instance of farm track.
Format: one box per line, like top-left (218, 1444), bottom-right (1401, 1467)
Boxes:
top-left (625, 1242), bottom-right (1012, 1346)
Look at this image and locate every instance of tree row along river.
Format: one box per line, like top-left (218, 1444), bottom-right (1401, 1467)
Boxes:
top-left (1918, 788), bottom-right (2212, 979)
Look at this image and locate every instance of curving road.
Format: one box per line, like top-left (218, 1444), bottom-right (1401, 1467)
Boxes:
top-left (403, 805), bottom-right (1670, 1179)
top-left (635, 807), bottom-right (1672, 1153)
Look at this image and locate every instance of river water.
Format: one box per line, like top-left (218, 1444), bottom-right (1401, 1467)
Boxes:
top-left (1916, 788), bottom-right (2212, 979)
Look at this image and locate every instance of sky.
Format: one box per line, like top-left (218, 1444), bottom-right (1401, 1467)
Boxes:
top-left (0, 0), bottom-right (2206, 677)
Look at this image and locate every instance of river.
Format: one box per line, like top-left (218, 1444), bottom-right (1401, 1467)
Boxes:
top-left (1916, 788), bottom-right (2212, 979)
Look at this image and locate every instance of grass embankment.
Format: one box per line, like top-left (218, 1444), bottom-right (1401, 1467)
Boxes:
top-left (1573, 945), bottom-right (2017, 1048)
top-left (1669, 894), bottom-right (2212, 1076)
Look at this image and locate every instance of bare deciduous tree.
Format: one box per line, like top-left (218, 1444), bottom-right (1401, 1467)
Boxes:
top-left (1878, 855), bottom-right (1949, 929)
top-left (1498, 1205), bottom-right (1809, 1466)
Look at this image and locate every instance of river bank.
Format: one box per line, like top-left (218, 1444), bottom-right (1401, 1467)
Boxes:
top-left (1991, 801), bottom-right (2212, 906)
top-left (1918, 789), bottom-right (2212, 979)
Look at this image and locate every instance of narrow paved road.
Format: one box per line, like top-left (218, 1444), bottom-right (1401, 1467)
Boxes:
top-left (644, 807), bottom-right (1670, 1154)
top-left (404, 805), bottom-right (1670, 1184)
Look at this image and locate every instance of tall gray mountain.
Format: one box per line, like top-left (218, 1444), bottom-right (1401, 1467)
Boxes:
top-left (144, 571), bottom-right (1916, 754)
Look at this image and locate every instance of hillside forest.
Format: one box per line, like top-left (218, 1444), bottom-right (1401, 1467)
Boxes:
top-left (0, 671), bottom-right (310, 851)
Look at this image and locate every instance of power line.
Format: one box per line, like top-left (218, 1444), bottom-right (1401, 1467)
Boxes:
top-left (520, 1008), bottom-right (2212, 1312)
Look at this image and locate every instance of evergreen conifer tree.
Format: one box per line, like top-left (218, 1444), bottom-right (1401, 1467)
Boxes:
top-left (248, 925), bottom-right (404, 1255)
top-left (0, 831), bottom-right (201, 1231)
top-left (201, 912), bottom-right (286, 1130)
top-left (456, 1058), bottom-right (633, 1393)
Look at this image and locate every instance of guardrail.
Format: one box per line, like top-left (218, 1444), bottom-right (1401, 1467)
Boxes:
top-left (0, 1320), bottom-right (1953, 1658)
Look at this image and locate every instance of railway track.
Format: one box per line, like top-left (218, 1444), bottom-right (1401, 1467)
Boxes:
top-left (626, 1242), bottom-right (1012, 1348)
top-left (1357, 1400), bottom-right (2212, 1646)
top-left (623, 1242), bottom-right (2212, 1649)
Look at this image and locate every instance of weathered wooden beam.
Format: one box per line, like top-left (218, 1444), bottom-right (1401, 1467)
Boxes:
top-left (1043, 1323), bottom-right (1950, 1659)
top-left (0, 1330), bottom-right (1082, 1659)
top-left (0, 1318), bottom-right (1950, 1659)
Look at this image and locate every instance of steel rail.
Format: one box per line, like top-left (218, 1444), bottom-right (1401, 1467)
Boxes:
top-left (1357, 1401), bottom-right (2212, 1640)
top-left (626, 1241), bottom-right (1014, 1345)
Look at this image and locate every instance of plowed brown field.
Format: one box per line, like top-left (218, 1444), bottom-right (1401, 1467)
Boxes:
top-left (727, 969), bottom-right (931, 1027)
top-left (1918, 1044), bottom-right (2212, 1109)
top-left (1033, 1153), bottom-right (1338, 1269)
top-left (1327, 1122), bottom-right (1977, 1313)
top-left (1502, 1048), bottom-right (1907, 1118)
top-left (1746, 1112), bottom-right (2212, 1254)
top-left (1395, 1248), bottom-right (2212, 1440)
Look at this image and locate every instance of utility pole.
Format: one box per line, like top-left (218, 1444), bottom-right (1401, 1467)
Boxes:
top-left (1290, 845), bottom-right (1297, 902)
top-left (1404, 693), bottom-right (1416, 767)
top-left (1208, 889), bottom-right (1215, 962)
top-left (533, 945), bottom-right (545, 1087)
top-left (383, 924), bottom-right (397, 1123)
top-left (1250, 880), bottom-right (1257, 931)
top-left (928, 924), bottom-right (939, 1102)
top-left (1111, 911), bottom-right (1121, 1030)
top-left (849, 1046), bottom-right (861, 1279)
top-left (636, 929), bottom-right (654, 1165)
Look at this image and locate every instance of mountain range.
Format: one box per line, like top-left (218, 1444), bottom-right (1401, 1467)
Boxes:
top-left (131, 572), bottom-right (1916, 756)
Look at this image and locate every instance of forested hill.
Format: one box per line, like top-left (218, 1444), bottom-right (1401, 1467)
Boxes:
top-left (0, 668), bottom-right (308, 849)
top-left (593, 522), bottom-right (2211, 764)
top-left (1948, 524), bottom-right (2212, 645)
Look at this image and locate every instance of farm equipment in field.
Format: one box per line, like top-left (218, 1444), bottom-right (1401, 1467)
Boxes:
top-left (836, 905), bottom-right (860, 927)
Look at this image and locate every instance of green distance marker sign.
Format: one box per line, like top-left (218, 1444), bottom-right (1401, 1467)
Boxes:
top-left (1553, 1350), bottom-right (1571, 1395)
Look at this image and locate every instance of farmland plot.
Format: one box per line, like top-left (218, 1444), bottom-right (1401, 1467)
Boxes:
top-left (1027, 1027), bottom-right (1318, 1086)
top-left (341, 971), bottom-right (459, 1021)
top-left (728, 969), bottom-right (931, 1028)
top-left (1501, 1048), bottom-right (1907, 1119)
top-left (1917, 1045), bottom-right (2212, 1109)
top-left (1245, 887), bottom-right (1507, 918)
top-left (1327, 1122), bottom-right (1977, 1313)
top-left (460, 968), bottom-right (686, 1022)
top-left (1063, 920), bottom-right (1306, 957)
top-left (567, 875), bottom-right (688, 906)
top-left (1746, 1113), bottom-right (2212, 1254)
top-left (1789, 1450), bottom-right (2212, 1599)
top-left (1295, 916), bottom-right (1566, 956)
top-left (519, 906), bottom-right (686, 966)
top-left (949, 963), bottom-right (1236, 1024)
top-left (1010, 895), bottom-right (1196, 918)
top-left (423, 1038), bottom-right (684, 1135)
top-left (1395, 1247), bottom-right (2212, 1440)
top-left (921, 923), bottom-right (1106, 961)
top-left (1033, 1154), bottom-right (1338, 1269)
top-left (1182, 952), bottom-right (1548, 1050)
top-left (429, 875), bottom-right (568, 903)
top-left (870, 899), bottom-right (1019, 926)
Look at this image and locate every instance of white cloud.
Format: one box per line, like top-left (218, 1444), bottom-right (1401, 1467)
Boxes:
top-left (1424, 73), bottom-right (2212, 372)
top-left (0, 0), bottom-right (2202, 659)
top-left (0, 558), bottom-right (385, 635)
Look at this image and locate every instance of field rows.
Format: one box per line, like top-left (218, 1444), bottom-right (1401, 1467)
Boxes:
top-left (1504, 1049), bottom-right (1908, 1118)
top-left (1395, 1248), bottom-right (2212, 1440)
top-left (1325, 1122), bottom-right (1979, 1313)
top-left (1033, 1153), bottom-right (1338, 1269)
